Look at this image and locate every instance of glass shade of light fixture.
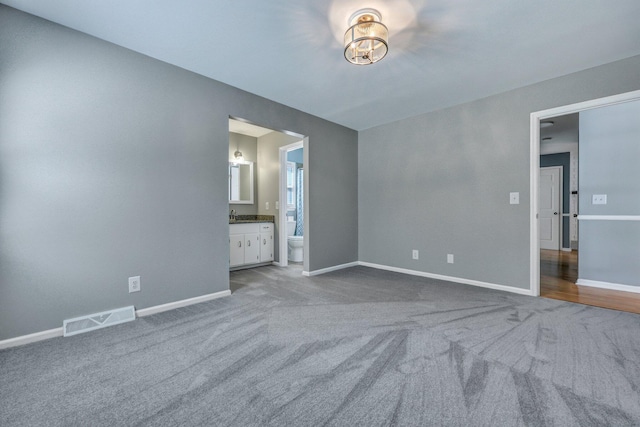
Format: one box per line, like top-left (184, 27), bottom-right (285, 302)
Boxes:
top-left (234, 150), bottom-right (244, 162)
top-left (344, 9), bottom-right (388, 65)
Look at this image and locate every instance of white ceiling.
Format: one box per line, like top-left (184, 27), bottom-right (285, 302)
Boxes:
top-left (3, 0), bottom-right (640, 131)
top-left (229, 119), bottom-right (274, 138)
top-left (541, 113), bottom-right (579, 145)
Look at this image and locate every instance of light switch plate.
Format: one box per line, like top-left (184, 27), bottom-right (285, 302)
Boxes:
top-left (510, 192), bottom-right (519, 205)
top-left (265, 201), bottom-right (269, 210)
top-left (275, 201), bottom-right (279, 210)
top-left (592, 194), bottom-right (607, 205)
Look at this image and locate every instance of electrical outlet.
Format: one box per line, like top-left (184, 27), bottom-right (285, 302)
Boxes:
top-left (412, 250), bottom-right (419, 260)
top-left (128, 276), bottom-right (141, 293)
top-left (592, 194), bottom-right (607, 205)
top-left (510, 192), bottom-right (519, 205)
top-left (447, 254), bottom-right (454, 264)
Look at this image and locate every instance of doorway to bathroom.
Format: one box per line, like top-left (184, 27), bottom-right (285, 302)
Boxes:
top-left (228, 117), bottom-right (307, 272)
top-left (278, 141), bottom-right (304, 267)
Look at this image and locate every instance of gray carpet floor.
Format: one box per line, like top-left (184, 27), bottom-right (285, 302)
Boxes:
top-left (1, 265), bottom-right (640, 426)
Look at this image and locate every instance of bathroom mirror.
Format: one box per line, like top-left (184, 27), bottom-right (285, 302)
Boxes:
top-left (229, 161), bottom-right (254, 204)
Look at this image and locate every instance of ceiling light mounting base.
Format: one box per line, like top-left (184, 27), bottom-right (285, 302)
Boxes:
top-left (348, 8), bottom-right (382, 26)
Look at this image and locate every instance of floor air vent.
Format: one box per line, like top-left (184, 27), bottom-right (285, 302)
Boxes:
top-left (63, 306), bottom-right (136, 337)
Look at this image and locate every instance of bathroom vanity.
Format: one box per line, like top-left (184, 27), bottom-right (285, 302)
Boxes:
top-left (229, 221), bottom-right (273, 270)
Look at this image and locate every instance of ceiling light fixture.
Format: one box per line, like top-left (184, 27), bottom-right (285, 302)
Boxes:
top-left (234, 149), bottom-right (244, 162)
top-left (344, 8), bottom-right (388, 65)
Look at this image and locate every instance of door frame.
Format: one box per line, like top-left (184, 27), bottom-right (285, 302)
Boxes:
top-left (529, 89), bottom-right (640, 296)
top-left (539, 166), bottom-right (562, 251)
top-left (278, 140), bottom-right (304, 267)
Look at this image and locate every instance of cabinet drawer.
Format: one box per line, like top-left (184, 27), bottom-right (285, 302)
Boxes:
top-left (230, 223), bottom-right (258, 234)
top-left (259, 223), bottom-right (274, 232)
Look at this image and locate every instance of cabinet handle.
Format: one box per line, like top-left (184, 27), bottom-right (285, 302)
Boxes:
top-left (247, 240), bottom-right (251, 247)
top-left (238, 241), bottom-right (241, 247)
top-left (263, 239), bottom-right (266, 244)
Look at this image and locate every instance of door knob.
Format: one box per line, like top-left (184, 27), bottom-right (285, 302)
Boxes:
top-left (553, 212), bottom-right (558, 215)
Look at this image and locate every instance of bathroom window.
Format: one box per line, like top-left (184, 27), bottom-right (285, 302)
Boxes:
top-left (286, 162), bottom-right (296, 210)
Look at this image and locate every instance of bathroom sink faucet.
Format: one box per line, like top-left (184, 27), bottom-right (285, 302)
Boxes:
top-left (230, 209), bottom-right (236, 222)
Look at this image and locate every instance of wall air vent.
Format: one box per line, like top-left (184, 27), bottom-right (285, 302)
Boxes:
top-left (63, 306), bottom-right (136, 337)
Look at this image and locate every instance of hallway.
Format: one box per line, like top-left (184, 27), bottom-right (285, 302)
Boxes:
top-left (541, 249), bottom-right (640, 314)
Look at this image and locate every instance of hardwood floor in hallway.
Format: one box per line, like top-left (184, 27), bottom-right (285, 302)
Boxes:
top-left (541, 249), bottom-right (640, 314)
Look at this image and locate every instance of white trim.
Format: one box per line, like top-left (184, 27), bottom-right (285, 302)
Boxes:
top-left (272, 261), bottom-right (282, 267)
top-left (577, 215), bottom-right (640, 221)
top-left (561, 248), bottom-right (572, 252)
top-left (530, 112), bottom-right (541, 296)
top-left (303, 261), bottom-right (359, 277)
top-left (0, 327), bottom-right (64, 350)
top-left (136, 290), bottom-right (231, 317)
top-left (576, 278), bottom-right (640, 294)
top-left (359, 262), bottom-right (534, 296)
top-left (530, 89), bottom-right (640, 297)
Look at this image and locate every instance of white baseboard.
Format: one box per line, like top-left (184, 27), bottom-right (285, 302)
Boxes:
top-left (136, 290), bottom-right (232, 317)
top-left (0, 327), bottom-right (63, 350)
top-left (272, 261), bottom-right (282, 267)
top-left (576, 278), bottom-right (640, 294)
top-left (303, 261), bottom-right (359, 277)
top-left (359, 262), bottom-right (535, 296)
top-left (0, 289), bottom-right (232, 350)
top-left (577, 215), bottom-right (640, 221)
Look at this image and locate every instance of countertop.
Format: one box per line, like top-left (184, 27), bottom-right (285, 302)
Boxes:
top-left (229, 214), bottom-right (275, 224)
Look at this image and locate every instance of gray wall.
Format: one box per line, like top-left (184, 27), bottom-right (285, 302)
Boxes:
top-left (256, 131), bottom-right (302, 263)
top-left (540, 153), bottom-right (570, 249)
top-left (229, 132), bottom-right (258, 215)
top-left (0, 5), bottom-right (358, 340)
top-left (359, 54), bottom-right (640, 290)
top-left (578, 100), bottom-right (640, 286)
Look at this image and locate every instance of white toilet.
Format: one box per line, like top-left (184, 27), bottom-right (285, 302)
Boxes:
top-left (286, 220), bottom-right (304, 262)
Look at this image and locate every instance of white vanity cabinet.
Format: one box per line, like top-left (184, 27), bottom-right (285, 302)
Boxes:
top-left (229, 223), bottom-right (273, 269)
top-left (259, 223), bottom-right (274, 262)
top-left (229, 233), bottom-right (244, 267)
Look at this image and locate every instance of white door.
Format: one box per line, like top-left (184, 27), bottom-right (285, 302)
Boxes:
top-left (260, 232), bottom-right (273, 262)
top-left (230, 234), bottom-right (244, 267)
top-left (539, 167), bottom-right (561, 250)
top-left (244, 233), bottom-right (260, 264)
